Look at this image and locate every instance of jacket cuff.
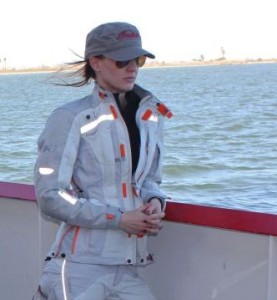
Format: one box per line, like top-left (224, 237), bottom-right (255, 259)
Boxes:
top-left (105, 205), bottom-right (122, 229)
top-left (147, 197), bottom-right (166, 211)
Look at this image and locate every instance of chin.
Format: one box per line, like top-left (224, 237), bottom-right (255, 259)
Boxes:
top-left (117, 84), bottom-right (135, 93)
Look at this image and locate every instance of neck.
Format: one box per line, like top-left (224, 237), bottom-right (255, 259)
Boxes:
top-left (114, 92), bottom-right (126, 109)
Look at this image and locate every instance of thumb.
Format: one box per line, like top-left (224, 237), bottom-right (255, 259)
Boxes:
top-left (143, 203), bottom-right (153, 215)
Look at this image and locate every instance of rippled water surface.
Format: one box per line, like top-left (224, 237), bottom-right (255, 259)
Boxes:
top-left (1, 64), bottom-right (276, 213)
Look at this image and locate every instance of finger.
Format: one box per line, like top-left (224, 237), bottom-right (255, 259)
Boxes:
top-left (145, 219), bottom-right (161, 226)
top-left (146, 212), bottom-right (165, 221)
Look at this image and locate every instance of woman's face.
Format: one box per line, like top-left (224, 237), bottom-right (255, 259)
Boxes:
top-left (89, 56), bottom-right (140, 93)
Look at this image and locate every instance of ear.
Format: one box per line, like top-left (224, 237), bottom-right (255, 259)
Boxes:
top-left (89, 57), bottom-right (101, 72)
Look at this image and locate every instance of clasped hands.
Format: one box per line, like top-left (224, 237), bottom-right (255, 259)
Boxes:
top-left (120, 198), bottom-right (165, 235)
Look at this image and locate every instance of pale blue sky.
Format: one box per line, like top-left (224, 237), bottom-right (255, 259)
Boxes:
top-left (1, 0), bottom-right (276, 68)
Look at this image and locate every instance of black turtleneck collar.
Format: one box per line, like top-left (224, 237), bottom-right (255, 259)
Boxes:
top-left (113, 91), bottom-right (141, 174)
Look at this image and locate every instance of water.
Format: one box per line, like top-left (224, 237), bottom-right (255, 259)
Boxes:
top-left (1, 64), bottom-right (277, 213)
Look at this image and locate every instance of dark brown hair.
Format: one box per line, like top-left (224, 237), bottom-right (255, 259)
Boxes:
top-left (51, 59), bottom-right (96, 87)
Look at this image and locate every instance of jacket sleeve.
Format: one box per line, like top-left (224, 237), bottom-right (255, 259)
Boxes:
top-left (139, 116), bottom-right (168, 210)
top-left (34, 108), bottom-right (122, 229)
top-left (140, 147), bottom-right (167, 210)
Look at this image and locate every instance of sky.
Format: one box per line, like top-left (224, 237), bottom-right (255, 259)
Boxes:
top-left (0, 0), bottom-right (276, 69)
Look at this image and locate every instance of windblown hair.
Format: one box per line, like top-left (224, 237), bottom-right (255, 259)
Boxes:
top-left (51, 59), bottom-right (96, 87)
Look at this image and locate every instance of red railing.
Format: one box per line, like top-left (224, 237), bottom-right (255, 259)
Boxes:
top-left (1, 181), bottom-right (277, 236)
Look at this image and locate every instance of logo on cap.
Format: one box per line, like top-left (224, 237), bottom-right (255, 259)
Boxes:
top-left (117, 30), bottom-right (140, 41)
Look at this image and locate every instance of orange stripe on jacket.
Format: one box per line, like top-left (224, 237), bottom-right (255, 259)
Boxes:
top-left (120, 144), bottom-right (126, 158)
top-left (106, 213), bottom-right (115, 220)
top-left (122, 182), bottom-right (127, 198)
top-left (141, 109), bottom-right (152, 120)
top-left (71, 226), bottom-right (80, 254)
top-left (110, 105), bottom-right (118, 119)
top-left (56, 225), bottom-right (74, 256)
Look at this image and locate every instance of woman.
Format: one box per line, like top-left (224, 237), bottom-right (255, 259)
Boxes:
top-left (33, 21), bottom-right (172, 300)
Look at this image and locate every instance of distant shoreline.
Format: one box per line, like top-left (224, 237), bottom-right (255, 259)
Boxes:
top-left (1, 58), bottom-right (277, 75)
top-left (145, 58), bottom-right (277, 68)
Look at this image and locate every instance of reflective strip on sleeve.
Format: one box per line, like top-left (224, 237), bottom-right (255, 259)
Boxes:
top-left (39, 167), bottom-right (54, 175)
top-left (58, 190), bottom-right (77, 205)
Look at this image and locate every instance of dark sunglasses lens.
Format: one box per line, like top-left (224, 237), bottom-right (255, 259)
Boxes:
top-left (115, 60), bottom-right (130, 68)
top-left (115, 56), bottom-right (146, 69)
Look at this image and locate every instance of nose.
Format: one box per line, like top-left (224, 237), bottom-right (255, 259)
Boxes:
top-left (126, 59), bottom-right (138, 71)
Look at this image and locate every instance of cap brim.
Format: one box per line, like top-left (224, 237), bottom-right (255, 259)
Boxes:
top-left (104, 46), bottom-right (155, 61)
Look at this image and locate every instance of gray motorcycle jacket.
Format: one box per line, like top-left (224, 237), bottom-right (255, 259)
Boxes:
top-left (34, 83), bottom-right (172, 266)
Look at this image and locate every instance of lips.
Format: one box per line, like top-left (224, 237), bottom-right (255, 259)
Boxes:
top-left (124, 77), bottom-right (136, 83)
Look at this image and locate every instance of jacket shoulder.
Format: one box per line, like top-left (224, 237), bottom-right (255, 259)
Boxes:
top-left (55, 95), bottom-right (93, 115)
top-left (134, 85), bottom-right (173, 119)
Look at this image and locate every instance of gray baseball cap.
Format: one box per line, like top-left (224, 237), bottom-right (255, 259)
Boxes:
top-left (84, 22), bottom-right (155, 61)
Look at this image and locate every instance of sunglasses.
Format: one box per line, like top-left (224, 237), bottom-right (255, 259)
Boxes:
top-left (115, 56), bottom-right (146, 69)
